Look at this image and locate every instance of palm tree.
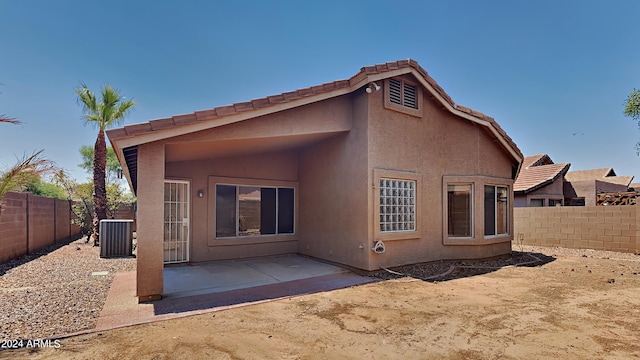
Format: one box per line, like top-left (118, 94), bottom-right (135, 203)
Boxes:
top-left (75, 83), bottom-right (135, 246)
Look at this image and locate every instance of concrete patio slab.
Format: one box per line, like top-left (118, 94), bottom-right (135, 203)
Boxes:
top-left (163, 254), bottom-right (349, 298)
top-left (92, 255), bottom-right (376, 333)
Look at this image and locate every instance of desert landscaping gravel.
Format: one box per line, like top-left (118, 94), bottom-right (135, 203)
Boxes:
top-left (0, 238), bottom-right (135, 340)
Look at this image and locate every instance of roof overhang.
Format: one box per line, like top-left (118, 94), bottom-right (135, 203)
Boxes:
top-left (108, 60), bottom-right (524, 193)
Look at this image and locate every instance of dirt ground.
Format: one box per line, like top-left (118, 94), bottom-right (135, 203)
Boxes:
top-left (5, 248), bottom-right (640, 359)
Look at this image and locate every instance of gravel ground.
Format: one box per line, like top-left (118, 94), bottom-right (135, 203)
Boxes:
top-left (0, 237), bottom-right (136, 340)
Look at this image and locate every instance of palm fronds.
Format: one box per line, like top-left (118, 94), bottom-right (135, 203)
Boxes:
top-left (75, 83), bottom-right (135, 131)
top-left (0, 150), bottom-right (56, 205)
top-left (0, 116), bottom-right (21, 125)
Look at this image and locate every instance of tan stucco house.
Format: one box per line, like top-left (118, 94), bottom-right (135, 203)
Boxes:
top-left (514, 154), bottom-right (571, 207)
top-left (564, 168), bottom-right (634, 206)
top-left (108, 59), bottom-right (523, 302)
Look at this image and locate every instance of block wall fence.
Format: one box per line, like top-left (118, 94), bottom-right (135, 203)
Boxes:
top-left (0, 192), bottom-right (82, 264)
top-left (514, 206), bottom-right (640, 253)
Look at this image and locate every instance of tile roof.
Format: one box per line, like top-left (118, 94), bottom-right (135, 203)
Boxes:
top-left (601, 175), bottom-right (634, 187)
top-left (107, 59), bottom-right (522, 161)
top-left (521, 154), bottom-right (553, 168)
top-left (514, 162), bottom-right (571, 193)
top-left (108, 59), bottom-right (524, 194)
top-left (564, 168), bottom-right (616, 182)
top-left (564, 168), bottom-right (633, 188)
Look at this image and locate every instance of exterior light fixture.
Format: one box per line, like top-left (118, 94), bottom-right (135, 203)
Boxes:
top-left (197, 190), bottom-right (204, 198)
top-left (366, 82), bottom-right (380, 93)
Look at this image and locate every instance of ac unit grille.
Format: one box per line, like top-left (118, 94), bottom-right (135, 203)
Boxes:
top-left (99, 220), bottom-right (134, 258)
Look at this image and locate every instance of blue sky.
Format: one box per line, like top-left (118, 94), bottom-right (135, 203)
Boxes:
top-left (1, 0), bottom-right (639, 182)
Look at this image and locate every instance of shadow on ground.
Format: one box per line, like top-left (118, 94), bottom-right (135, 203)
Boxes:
top-left (370, 251), bottom-right (556, 282)
top-left (152, 272), bottom-right (377, 316)
top-left (150, 252), bottom-right (555, 316)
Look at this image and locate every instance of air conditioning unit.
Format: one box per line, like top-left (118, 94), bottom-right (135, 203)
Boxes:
top-left (99, 219), bottom-right (134, 258)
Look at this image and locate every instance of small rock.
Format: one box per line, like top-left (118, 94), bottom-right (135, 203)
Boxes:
top-left (607, 278), bottom-right (615, 284)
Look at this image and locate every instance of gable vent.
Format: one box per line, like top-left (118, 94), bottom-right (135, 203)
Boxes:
top-left (403, 83), bottom-right (417, 109)
top-left (389, 79), bottom-right (402, 105)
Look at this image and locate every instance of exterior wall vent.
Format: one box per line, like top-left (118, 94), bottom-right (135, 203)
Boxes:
top-left (389, 79), bottom-right (402, 105)
top-left (99, 219), bottom-right (134, 258)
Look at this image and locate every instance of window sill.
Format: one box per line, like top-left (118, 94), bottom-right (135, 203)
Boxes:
top-left (377, 231), bottom-right (420, 242)
top-left (208, 234), bottom-right (297, 247)
top-left (444, 234), bottom-right (511, 246)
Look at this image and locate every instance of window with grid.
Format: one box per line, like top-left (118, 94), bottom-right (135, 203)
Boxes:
top-left (389, 78), bottom-right (418, 109)
top-left (379, 178), bottom-right (416, 232)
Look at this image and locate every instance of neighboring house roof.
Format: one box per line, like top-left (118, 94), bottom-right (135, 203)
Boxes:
top-left (514, 155), bottom-right (570, 193)
top-left (564, 168), bottom-right (616, 182)
top-left (108, 59), bottom-right (523, 193)
top-left (520, 154), bottom-right (554, 169)
top-left (601, 176), bottom-right (634, 187)
top-left (565, 168), bottom-right (634, 187)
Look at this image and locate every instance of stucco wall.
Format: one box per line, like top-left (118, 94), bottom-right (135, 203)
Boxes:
top-left (365, 75), bottom-right (515, 269)
top-left (564, 180), bottom-right (628, 206)
top-left (136, 141), bottom-right (165, 301)
top-left (162, 95), bottom-right (353, 264)
top-left (166, 150), bottom-right (300, 262)
top-left (298, 92), bottom-right (371, 270)
top-left (515, 177), bottom-right (565, 207)
top-left (147, 77), bottom-right (517, 272)
top-left (514, 207), bottom-right (639, 253)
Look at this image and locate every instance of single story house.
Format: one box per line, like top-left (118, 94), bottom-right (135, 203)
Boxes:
top-left (514, 154), bottom-right (570, 207)
top-left (108, 59), bottom-right (524, 302)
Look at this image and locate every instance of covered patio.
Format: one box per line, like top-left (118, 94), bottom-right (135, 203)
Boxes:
top-left (162, 254), bottom-right (351, 299)
top-left (95, 255), bottom-right (374, 332)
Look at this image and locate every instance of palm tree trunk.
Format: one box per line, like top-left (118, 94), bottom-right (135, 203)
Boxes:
top-left (92, 129), bottom-right (108, 246)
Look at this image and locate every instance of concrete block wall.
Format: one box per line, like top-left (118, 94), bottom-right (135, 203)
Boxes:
top-left (110, 203), bottom-right (136, 231)
top-left (514, 206), bottom-right (639, 253)
top-left (0, 192), bottom-right (28, 263)
top-left (28, 196), bottom-right (55, 253)
top-left (0, 192), bottom-right (82, 263)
